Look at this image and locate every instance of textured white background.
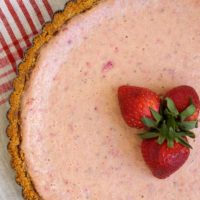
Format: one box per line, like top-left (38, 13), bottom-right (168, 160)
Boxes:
top-left (0, 1), bottom-right (68, 199)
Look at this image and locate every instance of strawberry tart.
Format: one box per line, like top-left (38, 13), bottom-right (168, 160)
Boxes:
top-left (8, 0), bottom-right (200, 200)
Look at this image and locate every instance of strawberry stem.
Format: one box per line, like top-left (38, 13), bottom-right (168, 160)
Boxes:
top-left (140, 97), bottom-right (197, 148)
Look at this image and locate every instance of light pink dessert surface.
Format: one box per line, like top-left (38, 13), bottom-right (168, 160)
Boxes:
top-left (21, 0), bottom-right (200, 199)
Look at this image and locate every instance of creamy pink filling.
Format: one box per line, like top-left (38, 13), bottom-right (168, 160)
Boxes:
top-left (21, 0), bottom-right (200, 199)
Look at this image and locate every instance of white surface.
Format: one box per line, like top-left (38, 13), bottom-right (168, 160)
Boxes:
top-left (0, 103), bottom-right (23, 200)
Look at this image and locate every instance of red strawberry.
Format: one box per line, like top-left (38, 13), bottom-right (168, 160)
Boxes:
top-left (141, 138), bottom-right (190, 179)
top-left (165, 85), bottom-right (200, 121)
top-left (118, 85), bottom-right (160, 128)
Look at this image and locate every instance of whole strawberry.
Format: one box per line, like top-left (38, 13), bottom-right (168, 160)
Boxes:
top-left (118, 86), bottom-right (160, 128)
top-left (165, 85), bottom-right (200, 121)
top-left (139, 88), bottom-right (198, 179)
top-left (141, 138), bottom-right (190, 179)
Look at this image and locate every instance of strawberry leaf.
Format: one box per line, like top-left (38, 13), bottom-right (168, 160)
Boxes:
top-left (180, 104), bottom-right (196, 121)
top-left (141, 117), bottom-right (157, 128)
top-left (157, 135), bottom-right (165, 145)
top-left (160, 122), bottom-right (168, 137)
top-left (167, 138), bottom-right (174, 148)
top-left (168, 127), bottom-right (174, 138)
top-left (178, 131), bottom-right (196, 138)
top-left (137, 96), bottom-right (197, 149)
top-left (178, 121), bottom-right (198, 131)
top-left (165, 97), bottom-right (179, 117)
top-left (167, 127), bottom-right (175, 148)
top-left (177, 137), bottom-right (192, 149)
top-left (159, 100), bottom-right (164, 116)
top-left (185, 131), bottom-right (196, 138)
top-left (164, 108), bottom-right (172, 116)
top-left (139, 132), bottom-right (159, 139)
top-left (150, 108), bottom-right (162, 123)
top-left (167, 116), bottom-right (176, 130)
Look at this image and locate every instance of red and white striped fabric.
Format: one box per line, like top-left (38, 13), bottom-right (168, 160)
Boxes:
top-left (0, 0), bottom-right (67, 107)
top-left (0, 2), bottom-right (68, 198)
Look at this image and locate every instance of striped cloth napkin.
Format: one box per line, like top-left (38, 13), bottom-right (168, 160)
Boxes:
top-left (0, 0), bottom-right (67, 106)
top-left (0, 1), bottom-right (67, 199)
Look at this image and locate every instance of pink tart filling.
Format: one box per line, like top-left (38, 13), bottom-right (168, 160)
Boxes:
top-left (21, 0), bottom-right (200, 199)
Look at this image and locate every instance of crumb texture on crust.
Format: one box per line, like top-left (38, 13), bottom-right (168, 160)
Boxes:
top-left (7, 0), bottom-right (100, 199)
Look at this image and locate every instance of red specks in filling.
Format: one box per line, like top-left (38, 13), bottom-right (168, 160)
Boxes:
top-left (84, 71), bottom-right (88, 76)
top-left (102, 61), bottom-right (114, 73)
top-left (94, 106), bottom-right (98, 111)
top-left (114, 47), bottom-right (119, 53)
top-left (156, 38), bottom-right (164, 44)
top-left (159, 8), bottom-right (165, 13)
top-left (64, 86), bottom-right (68, 91)
top-left (157, 73), bottom-right (164, 81)
top-left (68, 123), bottom-right (74, 132)
top-left (109, 146), bottom-right (120, 158)
top-left (64, 179), bottom-right (69, 185)
top-left (136, 62), bottom-right (142, 67)
top-left (73, 135), bottom-right (80, 140)
top-left (163, 68), bottom-right (176, 79)
top-left (75, 167), bottom-right (79, 172)
top-left (62, 27), bottom-right (68, 32)
top-left (49, 132), bottom-right (56, 137)
top-left (25, 98), bottom-right (35, 105)
top-left (67, 40), bottom-right (72, 44)
top-left (53, 75), bottom-right (58, 81)
top-left (44, 185), bottom-right (49, 192)
top-left (86, 61), bottom-right (91, 67)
